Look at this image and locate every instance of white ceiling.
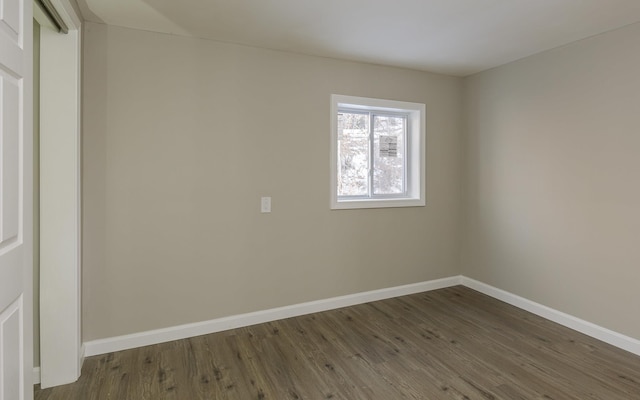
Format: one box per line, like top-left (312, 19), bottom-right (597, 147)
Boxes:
top-left (77, 0), bottom-right (640, 76)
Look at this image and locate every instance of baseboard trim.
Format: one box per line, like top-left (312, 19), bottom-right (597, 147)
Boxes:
top-left (84, 276), bottom-right (462, 357)
top-left (83, 275), bottom-right (640, 359)
top-left (461, 277), bottom-right (640, 357)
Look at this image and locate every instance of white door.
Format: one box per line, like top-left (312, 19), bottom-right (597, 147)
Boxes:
top-left (0, 0), bottom-right (33, 398)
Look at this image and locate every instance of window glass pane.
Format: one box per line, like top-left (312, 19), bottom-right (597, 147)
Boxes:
top-left (373, 115), bottom-right (406, 195)
top-left (337, 112), bottom-right (369, 196)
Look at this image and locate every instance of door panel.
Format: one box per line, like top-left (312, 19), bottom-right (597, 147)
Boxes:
top-left (1, 72), bottom-right (20, 243)
top-left (0, 0), bottom-right (32, 398)
top-left (1, 0), bottom-right (21, 39)
top-left (1, 296), bottom-right (23, 400)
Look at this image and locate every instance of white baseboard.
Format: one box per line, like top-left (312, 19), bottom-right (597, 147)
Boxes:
top-left (461, 276), bottom-right (640, 357)
top-left (33, 367), bottom-right (40, 385)
top-left (83, 275), bottom-right (640, 359)
top-left (84, 276), bottom-right (462, 357)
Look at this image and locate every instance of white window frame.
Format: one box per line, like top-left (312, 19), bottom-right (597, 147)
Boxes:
top-left (330, 94), bottom-right (426, 210)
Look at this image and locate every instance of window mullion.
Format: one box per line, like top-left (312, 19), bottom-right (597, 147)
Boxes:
top-left (403, 116), bottom-right (408, 195)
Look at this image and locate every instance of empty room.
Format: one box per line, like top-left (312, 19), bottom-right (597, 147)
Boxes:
top-left (1, 0), bottom-right (640, 399)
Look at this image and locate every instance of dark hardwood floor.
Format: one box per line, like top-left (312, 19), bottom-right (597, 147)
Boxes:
top-left (35, 286), bottom-right (640, 399)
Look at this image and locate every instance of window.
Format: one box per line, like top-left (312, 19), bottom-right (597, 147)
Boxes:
top-left (330, 95), bottom-right (425, 209)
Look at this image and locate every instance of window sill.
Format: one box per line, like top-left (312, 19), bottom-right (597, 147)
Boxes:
top-left (331, 198), bottom-right (425, 210)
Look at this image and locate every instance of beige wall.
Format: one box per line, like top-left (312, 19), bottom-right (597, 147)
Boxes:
top-left (463, 23), bottom-right (640, 339)
top-left (82, 23), bottom-right (464, 340)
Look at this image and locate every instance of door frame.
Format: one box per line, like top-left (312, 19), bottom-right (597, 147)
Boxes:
top-left (35, 0), bottom-right (82, 388)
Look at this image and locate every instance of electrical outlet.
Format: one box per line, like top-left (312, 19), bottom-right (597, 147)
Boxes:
top-left (261, 197), bottom-right (271, 213)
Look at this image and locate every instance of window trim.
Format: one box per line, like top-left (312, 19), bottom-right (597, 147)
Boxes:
top-left (330, 94), bottom-right (426, 210)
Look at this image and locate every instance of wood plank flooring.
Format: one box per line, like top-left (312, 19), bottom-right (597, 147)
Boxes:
top-left (35, 286), bottom-right (640, 399)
